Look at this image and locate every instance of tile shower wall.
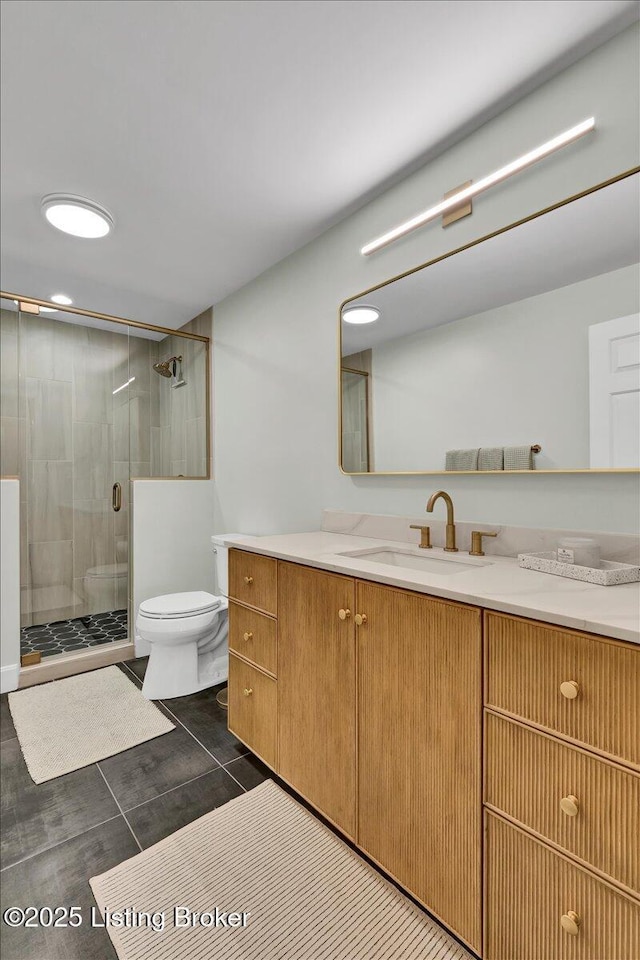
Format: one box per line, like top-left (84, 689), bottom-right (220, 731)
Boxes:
top-left (151, 309), bottom-right (210, 478)
top-left (1, 306), bottom-right (210, 629)
top-left (1, 310), bottom-right (132, 626)
top-left (2, 312), bottom-right (124, 626)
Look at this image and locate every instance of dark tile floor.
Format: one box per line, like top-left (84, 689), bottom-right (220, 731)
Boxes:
top-left (0, 658), bottom-right (270, 960)
top-left (20, 610), bottom-right (128, 659)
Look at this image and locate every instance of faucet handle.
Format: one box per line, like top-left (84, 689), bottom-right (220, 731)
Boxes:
top-left (409, 524), bottom-right (432, 549)
top-left (470, 530), bottom-right (498, 557)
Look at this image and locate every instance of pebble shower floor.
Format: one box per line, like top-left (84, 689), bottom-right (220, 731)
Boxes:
top-left (20, 610), bottom-right (128, 658)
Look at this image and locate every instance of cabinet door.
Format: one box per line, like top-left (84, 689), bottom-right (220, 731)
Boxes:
top-left (357, 580), bottom-right (482, 952)
top-left (277, 561), bottom-right (356, 837)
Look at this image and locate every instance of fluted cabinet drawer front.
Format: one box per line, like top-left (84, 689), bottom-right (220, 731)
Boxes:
top-left (485, 813), bottom-right (640, 960)
top-left (229, 602), bottom-right (277, 676)
top-left (229, 550), bottom-right (277, 615)
top-left (486, 713), bottom-right (640, 894)
top-left (485, 612), bottom-right (640, 768)
top-left (228, 654), bottom-right (277, 768)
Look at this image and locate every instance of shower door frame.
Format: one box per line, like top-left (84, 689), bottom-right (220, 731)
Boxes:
top-left (1, 291), bottom-right (211, 687)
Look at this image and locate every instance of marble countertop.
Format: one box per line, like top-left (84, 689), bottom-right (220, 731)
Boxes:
top-left (220, 531), bottom-right (640, 645)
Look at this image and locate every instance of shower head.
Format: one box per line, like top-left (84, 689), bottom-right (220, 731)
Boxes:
top-left (153, 355), bottom-right (182, 378)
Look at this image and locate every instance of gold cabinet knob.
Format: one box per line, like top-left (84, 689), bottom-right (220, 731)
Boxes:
top-left (354, 613), bottom-right (368, 626)
top-left (243, 576), bottom-right (254, 584)
top-left (243, 631), bottom-right (253, 642)
top-left (338, 608), bottom-right (351, 621)
top-left (560, 911), bottom-right (580, 936)
top-left (560, 680), bottom-right (579, 700)
top-left (243, 687), bottom-right (253, 697)
top-left (560, 795), bottom-right (579, 817)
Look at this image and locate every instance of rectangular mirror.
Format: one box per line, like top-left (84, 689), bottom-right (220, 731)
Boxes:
top-left (340, 169), bottom-right (640, 474)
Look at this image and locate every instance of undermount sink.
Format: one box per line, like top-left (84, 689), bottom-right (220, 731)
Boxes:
top-left (336, 547), bottom-right (492, 575)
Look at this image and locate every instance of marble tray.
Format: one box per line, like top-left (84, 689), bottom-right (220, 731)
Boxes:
top-left (518, 551), bottom-right (640, 586)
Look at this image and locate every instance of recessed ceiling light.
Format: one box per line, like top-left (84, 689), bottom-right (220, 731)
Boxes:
top-left (39, 306), bottom-right (57, 313)
top-left (51, 293), bottom-right (73, 306)
top-left (342, 305), bottom-right (380, 325)
top-left (41, 194), bottom-right (114, 238)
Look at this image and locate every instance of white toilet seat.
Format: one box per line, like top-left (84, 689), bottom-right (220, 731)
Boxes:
top-left (139, 591), bottom-right (221, 619)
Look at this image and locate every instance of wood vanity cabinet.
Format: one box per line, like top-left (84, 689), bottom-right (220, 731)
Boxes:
top-left (229, 552), bottom-right (483, 952)
top-left (277, 561), bottom-right (357, 837)
top-left (227, 550), bottom-right (279, 770)
top-left (228, 549), bottom-right (640, 960)
top-left (484, 612), bottom-right (640, 960)
top-left (357, 580), bottom-right (482, 951)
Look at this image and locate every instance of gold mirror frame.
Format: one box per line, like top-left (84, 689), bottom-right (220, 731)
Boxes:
top-left (0, 291), bottom-right (212, 480)
top-left (338, 166), bottom-right (640, 476)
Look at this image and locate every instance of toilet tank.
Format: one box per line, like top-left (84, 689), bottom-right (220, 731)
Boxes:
top-left (211, 534), bottom-right (253, 597)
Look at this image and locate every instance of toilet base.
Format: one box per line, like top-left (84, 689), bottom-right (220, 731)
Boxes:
top-left (141, 642), bottom-right (228, 701)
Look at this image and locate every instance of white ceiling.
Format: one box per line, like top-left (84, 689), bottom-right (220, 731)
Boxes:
top-left (1, 0), bottom-right (638, 328)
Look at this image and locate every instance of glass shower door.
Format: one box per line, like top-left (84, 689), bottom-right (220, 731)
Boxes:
top-left (17, 306), bottom-right (132, 659)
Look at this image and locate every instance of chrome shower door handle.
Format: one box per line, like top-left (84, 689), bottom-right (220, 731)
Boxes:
top-left (112, 482), bottom-right (122, 512)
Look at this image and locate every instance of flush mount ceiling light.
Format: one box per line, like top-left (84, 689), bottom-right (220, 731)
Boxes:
top-left (342, 305), bottom-right (380, 325)
top-left (41, 194), bottom-right (114, 238)
top-left (361, 117), bottom-right (595, 256)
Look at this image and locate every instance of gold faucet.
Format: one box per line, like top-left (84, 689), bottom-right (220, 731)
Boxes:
top-left (426, 490), bottom-right (458, 552)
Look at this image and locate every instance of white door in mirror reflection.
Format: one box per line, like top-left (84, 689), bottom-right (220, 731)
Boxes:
top-left (589, 314), bottom-right (640, 468)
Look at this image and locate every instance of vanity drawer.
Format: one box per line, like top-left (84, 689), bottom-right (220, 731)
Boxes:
top-left (485, 812), bottom-right (640, 960)
top-left (229, 601), bottom-right (277, 676)
top-left (485, 612), bottom-right (640, 768)
top-left (229, 549), bottom-right (277, 616)
top-left (485, 712), bottom-right (640, 894)
top-left (228, 654), bottom-right (277, 768)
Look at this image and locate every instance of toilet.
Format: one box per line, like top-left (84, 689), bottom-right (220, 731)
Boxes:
top-left (136, 534), bottom-right (246, 700)
top-left (83, 538), bottom-right (128, 612)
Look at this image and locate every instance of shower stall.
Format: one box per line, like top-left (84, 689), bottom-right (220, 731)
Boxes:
top-left (0, 294), bottom-right (210, 676)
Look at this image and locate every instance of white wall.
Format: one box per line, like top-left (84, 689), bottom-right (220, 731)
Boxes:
top-left (372, 264), bottom-right (639, 471)
top-left (1, 480), bottom-right (20, 692)
top-left (213, 24), bottom-right (640, 537)
top-left (132, 479), bottom-right (215, 654)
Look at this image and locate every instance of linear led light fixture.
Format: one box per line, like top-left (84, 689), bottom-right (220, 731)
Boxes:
top-left (361, 117), bottom-right (595, 256)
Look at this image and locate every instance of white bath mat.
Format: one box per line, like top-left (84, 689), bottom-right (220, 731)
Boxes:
top-left (8, 666), bottom-right (174, 783)
top-left (90, 780), bottom-right (473, 960)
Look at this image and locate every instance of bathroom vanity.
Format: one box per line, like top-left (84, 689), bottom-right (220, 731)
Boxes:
top-left (225, 529), bottom-right (639, 959)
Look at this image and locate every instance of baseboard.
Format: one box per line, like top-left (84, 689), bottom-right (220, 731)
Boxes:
top-left (0, 663), bottom-right (20, 694)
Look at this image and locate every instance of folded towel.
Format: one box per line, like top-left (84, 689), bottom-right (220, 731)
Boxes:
top-left (504, 445), bottom-right (534, 470)
top-left (445, 448), bottom-right (479, 471)
top-left (478, 447), bottom-right (504, 471)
